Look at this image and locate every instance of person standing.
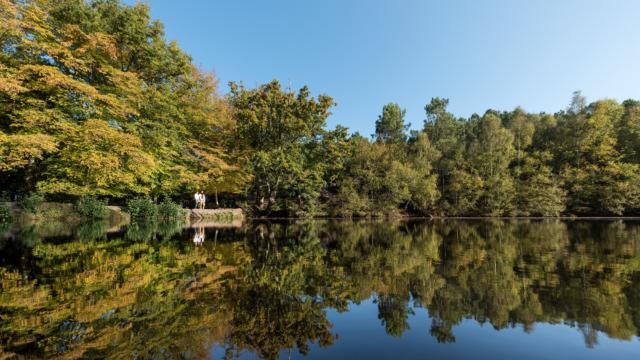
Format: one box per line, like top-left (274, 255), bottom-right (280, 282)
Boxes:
top-left (199, 191), bottom-right (206, 209)
top-left (194, 191), bottom-right (201, 209)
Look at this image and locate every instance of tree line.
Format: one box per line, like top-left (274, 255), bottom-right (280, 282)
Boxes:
top-left (2, 0), bottom-right (640, 216)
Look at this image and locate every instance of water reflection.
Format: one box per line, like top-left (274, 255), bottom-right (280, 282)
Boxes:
top-left (193, 225), bottom-right (206, 246)
top-left (1, 220), bottom-right (639, 358)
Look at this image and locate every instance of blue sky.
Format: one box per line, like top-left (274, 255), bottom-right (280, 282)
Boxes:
top-left (127, 0), bottom-right (640, 135)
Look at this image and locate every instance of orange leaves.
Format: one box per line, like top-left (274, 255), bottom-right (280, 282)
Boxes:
top-left (0, 132), bottom-right (58, 171)
top-left (0, 75), bottom-right (28, 98)
top-left (62, 24), bottom-right (119, 62)
top-left (16, 63), bottom-right (139, 120)
top-left (37, 119), bottom-right (157, 197)
top-left (1, 0), bottom-right (244, 198)
top-left (0, 0), bottom-right (20, 44)
top-left (1, 0), bottom-right (142, 121)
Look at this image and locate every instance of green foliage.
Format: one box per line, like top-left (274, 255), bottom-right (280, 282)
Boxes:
top-left (75, 196), bottom-right (109, 219)
top-left (1, 0), bottom-right (639, 217)
top-left (20, 193), bottom-right (45, 214)
top-left (0, 0), bottom-right (245, 199)
top-left (513, 152), bottom-right (566, 216)
top-left (0, 202), bottom-right (11, 223)
top-left (229, 80), bottom-right (332, 216)
top-left (126, 196), bottom-right (158, 220)
top-left (375, 103), bottom-right (409, 144)
top-left (617, 100), bottom-right (640, 163)
top-left (157, 198), bottom-right (185, 219)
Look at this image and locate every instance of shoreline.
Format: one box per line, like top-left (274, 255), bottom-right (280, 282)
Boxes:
top-left (5, 202), bottom-right (640, 224)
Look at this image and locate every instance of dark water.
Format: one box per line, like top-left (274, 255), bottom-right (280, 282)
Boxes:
top-left (1, 219), bottom-right (640, 359)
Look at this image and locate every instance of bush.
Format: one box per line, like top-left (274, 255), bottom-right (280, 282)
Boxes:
top-left (0, 202), bottom-right (11, 223)
top-left (21, 193), bottom-right (45, 214)
top-left (75, 196), bottom-right (109, 219)
top-left (34, 204), bottom-right (67, 219)
top-left (127, 196), bottom-right (158, 220)
top-left (158, 198), bottom-right (184, 219)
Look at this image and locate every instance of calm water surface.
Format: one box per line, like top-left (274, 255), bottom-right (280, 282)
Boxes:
top-left (1, 219), bottom-right (640, 359)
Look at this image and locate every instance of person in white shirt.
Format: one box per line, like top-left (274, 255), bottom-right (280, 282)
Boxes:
top-left (194, 191), bottom-right (201, 209)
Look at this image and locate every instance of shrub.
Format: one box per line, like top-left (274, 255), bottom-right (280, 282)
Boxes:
top-left (75, 196), bottom-right (109, 219)
top-left (34, 204), bottom-right (66, 219)
top-left (158, 198), bottom-right (184, 219)
top-left (21, 193), bottom-right (45, 214)
top-left (127, 196), bottom-right (158, 220)
top-left (0, 202), bottom-right (11, 223)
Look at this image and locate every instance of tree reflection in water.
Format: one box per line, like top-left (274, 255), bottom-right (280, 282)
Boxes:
top-left (1, 219), bottom-right (639, 358)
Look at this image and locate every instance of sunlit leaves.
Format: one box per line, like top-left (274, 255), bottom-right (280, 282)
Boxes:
top-left (0, 132), bottom-right (57, 171)
top-left (37, 119), bottom-right (156, 196)
top-left (0, 0), bottom-right (244, 199)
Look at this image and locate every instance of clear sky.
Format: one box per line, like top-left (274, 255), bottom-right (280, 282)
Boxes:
top-left (127, 0), bottom-right (640, 135)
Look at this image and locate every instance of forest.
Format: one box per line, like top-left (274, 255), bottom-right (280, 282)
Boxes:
top-left (2, 0), bottom-right (640, 217)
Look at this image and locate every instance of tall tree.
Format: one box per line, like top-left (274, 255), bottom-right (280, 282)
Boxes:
top-left (374, 103), bottom-right (409, 144)
top-left (558, 99), bottom-right (640, 214)
top-left (423, 97), bottom-right (466, 215)
top-left (505, 107), bottom-right (535, 164)
top-left (0, 0), bottom-right (243, 199)
top-left (469, 113), bottom-right (516, 215)
top-left (617, 100), bottom-right (640, 164)
top-left (229, 80), bottom-right (333, 216)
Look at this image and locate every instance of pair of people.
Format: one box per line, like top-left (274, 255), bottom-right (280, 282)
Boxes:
top-left (194, 191), bottom-right (206, 209)
top-left (193, 225), bottom-right (205, 246)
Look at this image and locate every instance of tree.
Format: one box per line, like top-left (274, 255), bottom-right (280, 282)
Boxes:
top-left (617, 100), bottom-right (640, 164)
top-left (0, 0), bottom-right (243, 199)
top-left (405, 132), bottom-right (440, 214)
top-left (228, 80), bottom-right (333, 215)
top-left (469, 113), bottom-right (516, 215)
top-left (558, 99), bottom-right (639, 214)
top-left (423, 98), bottom-right (466, 215)
top-left (37, 119), bottom-right (157, 197)
top-left (513, 152), bottom-right (566, 216)
top-left (374, 103), bottom-right (409, 144)
top-left (505, 107), bottom-right (535, 164)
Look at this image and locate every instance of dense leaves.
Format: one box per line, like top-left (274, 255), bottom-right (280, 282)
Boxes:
top-left (0, 0), bottom-right (243, 200)
top-left (74, 195), bottom-right (109, 219)
top-left (2, 0), bottom-right (640, 216)
top-left (228, 80), bottom-right (333, 216)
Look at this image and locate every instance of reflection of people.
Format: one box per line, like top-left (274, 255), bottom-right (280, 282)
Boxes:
top-left (199, 191), bottom-right (206, 209)
top-left (193, 225), bottom-right (205, 245)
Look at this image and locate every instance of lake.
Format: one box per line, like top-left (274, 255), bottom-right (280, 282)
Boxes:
top-left (1, 219), bottom-right (639, 359)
